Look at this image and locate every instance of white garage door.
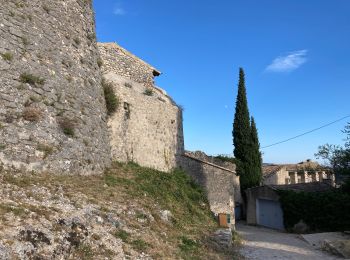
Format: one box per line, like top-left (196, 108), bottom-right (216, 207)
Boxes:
top-left (257, 199), bottom-right (284, 230)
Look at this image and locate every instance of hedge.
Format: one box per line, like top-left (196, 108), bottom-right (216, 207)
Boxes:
top-left (278, 189), bottom-right (350, 232)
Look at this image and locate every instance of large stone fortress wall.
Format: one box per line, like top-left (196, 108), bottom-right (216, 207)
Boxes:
top-left (0, 0), bottom-right (111, 174)
top-left (98, 43), bottom-right (184, 172)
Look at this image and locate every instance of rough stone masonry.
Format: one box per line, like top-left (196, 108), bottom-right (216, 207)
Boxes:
top-left (0, 0), bottom-right (111, 174)
top-left (99, 43), bottom-right (185, 172)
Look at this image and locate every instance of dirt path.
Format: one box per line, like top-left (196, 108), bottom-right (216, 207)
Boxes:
top-left (236, 222), bottom-right (340, 260)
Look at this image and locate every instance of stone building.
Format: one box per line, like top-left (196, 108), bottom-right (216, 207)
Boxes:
top-left (263, 160), bottom-right (335, 186)
top-left (0, 0), bottom-right (111, 174)
top-left (98, 43), bottom-right (184, 172)
top-left (179, 151), bottom-right (241, 228)
top-left (0, 2), bottom-right (239, 232)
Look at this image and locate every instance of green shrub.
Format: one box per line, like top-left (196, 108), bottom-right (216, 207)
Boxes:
top-left (1, 52), bottom-right (13, 61)
top-left (102, 79), bottom-right (118, 115)
top-left (214, 155), bottom-right (238, 164)
top-left (278, 189), bottom-right (350, 232)
top-left (143, 88), bottom-right (154, 96)
top-left (178, 236), bottom-right (198, 253)
top-left (131, 239), bottom-right (149, 252)
top-left (20, 73), bottom-right (45, 86)
top-left (114, 229), bottom-right (130, 242)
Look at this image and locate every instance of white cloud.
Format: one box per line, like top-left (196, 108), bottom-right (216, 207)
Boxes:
top-left (265, 50), bottom-right (308, 73)
top-left (113, 7), bottom-right (126, 15)
top-left (113, 2), bottom-right (126, 16)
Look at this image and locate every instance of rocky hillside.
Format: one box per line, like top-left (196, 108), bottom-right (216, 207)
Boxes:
top-left (0, 163), bottom-right (238, 259)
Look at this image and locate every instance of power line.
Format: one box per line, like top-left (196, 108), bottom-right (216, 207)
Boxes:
top-left (262, 114), bottom-right (350, 149)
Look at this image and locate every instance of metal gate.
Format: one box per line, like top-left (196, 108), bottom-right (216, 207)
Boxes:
top-left (256, 199), bottom-right (284, 230)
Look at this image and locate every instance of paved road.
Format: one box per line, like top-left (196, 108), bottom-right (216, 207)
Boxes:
top-left (236, 222), bottom-right (340, 260)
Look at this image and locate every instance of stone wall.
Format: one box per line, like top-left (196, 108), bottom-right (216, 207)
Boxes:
top-left (179, 152), bottom-right (240, 227)
top-left (0, 0), bottom-right (111, 174)
top-left (102, 72), bottom-right (184, 171)
top-left (184, 151), bottom-right (242, 204)
top-left (98, 43), bottom-right (160, 89)
top-left (98, 43), bottom-right (184, 171)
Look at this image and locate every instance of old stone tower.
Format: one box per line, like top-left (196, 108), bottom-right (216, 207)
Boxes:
top-left (0, 0), bottom-right (185, 174)
top-left (0, 1), bottom-right (111, 174)
top-left (99, 43), bottom-right (184, 172)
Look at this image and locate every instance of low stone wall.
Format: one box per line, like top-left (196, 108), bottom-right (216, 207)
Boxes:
top-left (179, 153), bottom-right (240, 227)
top-left (0, 0), bottom-right (111, 174)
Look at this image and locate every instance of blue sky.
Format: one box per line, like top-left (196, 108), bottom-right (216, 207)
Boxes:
top-left (94, 0), bottom-right (350, 163)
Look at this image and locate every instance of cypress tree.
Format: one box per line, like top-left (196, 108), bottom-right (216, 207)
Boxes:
top-left (233, 68), bottom-right (252, 191)
top-left (250, 117), bottom-right (262, 186)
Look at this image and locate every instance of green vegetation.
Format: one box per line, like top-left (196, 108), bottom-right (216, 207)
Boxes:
top-left (75, 244), bottom-right (93, 259)
top-left (20, 73), bottom-right (45, 86)
top-left (0, 203), bottom-right (26, 218)
top-left (278, 189), bottom-right (350, 232)
top-left (214, 155), bottom-right (238, 164)
top-left (1, 52), bottom-right (13, 61)
top-left (233, 68), bottom-right (262, 191)
top-left (131, 238), bottom-right (150, 252)
top-left (315, 122), bottom-right (350, 179)
top-left (37, 144), bottom-right (54, 159)
top-left (250, 117), bottom-right (262, 185)
top-left (178, 236), bottom-right (199, 254)
top-left (143, 88), bottom-right (154, 96)
top-left (21, 37), bottom-right (29, 46)
top-left (58, 117), bottom-right (75, 137)
top-left (1, 163), bottom-right (238, 258)
top-left (114, 229), bottom-right (130, 242)
top-left (102, 79), bottom-right (119, 115)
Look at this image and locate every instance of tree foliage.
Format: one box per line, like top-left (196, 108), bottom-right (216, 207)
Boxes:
top-left (250, 117), bottom-right (262, 186)
top-left (278, 190), bottom-right (350, 232)
top-left (232, 68), bottom-right (262, 191)
top-left (315, 122), bottom-right (350, 180)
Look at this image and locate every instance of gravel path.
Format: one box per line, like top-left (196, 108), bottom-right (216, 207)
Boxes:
top-left (236, 222), bottom-right (340, 259)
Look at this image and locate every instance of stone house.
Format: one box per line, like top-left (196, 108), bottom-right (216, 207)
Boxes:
top-left (262, 160), bottom-right (335, 186)
top-left (246, 182), bottom-right (334, 230)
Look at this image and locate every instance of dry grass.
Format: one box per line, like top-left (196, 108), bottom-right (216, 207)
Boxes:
top-left (22, 107), bottom-right (42, 122)
top-left (0, 162), bottom-right (239, 259)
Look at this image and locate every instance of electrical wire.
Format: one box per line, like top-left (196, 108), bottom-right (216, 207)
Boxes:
top-left (262, 114), bottom-right (350, 149)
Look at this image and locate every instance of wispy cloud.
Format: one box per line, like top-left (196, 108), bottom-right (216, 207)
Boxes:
top-left (113, 2), bottom-right (126, 16)
top-left (265, 50), bottom-right (308, 73)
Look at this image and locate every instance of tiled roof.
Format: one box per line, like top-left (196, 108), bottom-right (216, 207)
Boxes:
top-left (262, 165), bottom-right (283, 176)
top-left (262, 161), bottom-right (329, 177)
